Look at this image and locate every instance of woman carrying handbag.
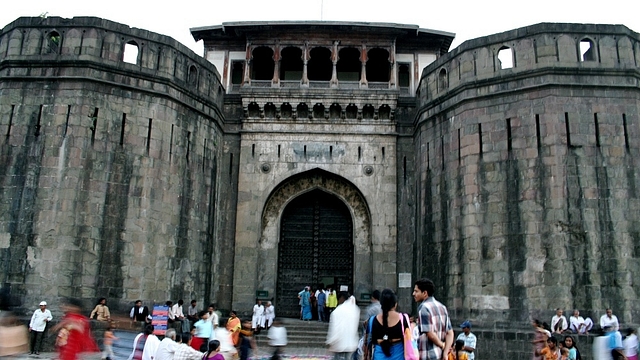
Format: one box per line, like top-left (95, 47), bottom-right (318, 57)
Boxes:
top-left (363, 289), bottom-right (418, 360)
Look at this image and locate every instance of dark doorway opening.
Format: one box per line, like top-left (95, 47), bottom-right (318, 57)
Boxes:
top-left (276, 189), bottom-right (353, 318)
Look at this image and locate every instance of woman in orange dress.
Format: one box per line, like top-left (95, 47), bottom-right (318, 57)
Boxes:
top-left (225, 311), bottom-right (241, 346)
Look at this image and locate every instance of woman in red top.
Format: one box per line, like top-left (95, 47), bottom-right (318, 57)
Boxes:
top-left (53, 298), bottom-right (100, 360)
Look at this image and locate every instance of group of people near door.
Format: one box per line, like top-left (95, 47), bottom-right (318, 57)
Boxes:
top-left (297, 285), bottom-right (339, 321)
top-left (250, 299), bottom-right (276, 332)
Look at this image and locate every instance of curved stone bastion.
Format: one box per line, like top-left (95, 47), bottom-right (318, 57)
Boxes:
top-left (411, 23), bottom-right (640, 325)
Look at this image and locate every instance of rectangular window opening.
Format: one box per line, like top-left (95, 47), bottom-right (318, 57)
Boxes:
top-left (478, 124), bottom-right (483, 158)
top-left (358, 146), bottom-right (361, 161)
top-left (90, 107), bottom-right (98, 146)
top-left (147, 118), bottom-right (153, 155)
top-left (535, 114), bottom-right (541, 149)
top-left (120, 113), bottom-right (126, 146)
top-left (623, 114), bottom-right (630, 151)
top-left (35, 105), bottom-right (43, 137)
top-left (229, 153), bottom-right (233, 176)
top-left (304, 145), bottom-right (307, 159)
top-left (278, 144), bottom-right (281, 158)
top-left (457, 129), bottom-right (461, 164)
top-left (441, 137), bottom-right (445, 170)
top-left (382, 146), bottom-right (385, 161)
top-left (329, 145), bottom-right (333, 159)
top-left (403, 156), bottom-right (407, 184)
top-left (186, 131), bottom-right (191, 163)
top-left (6, 105), bottom-right (15, 137)
top-left (427, 142), bottom-right (430, 170)
top-left (506, 118), bottom-right (512, 152)
top-left (252, 144), bottom-right (255, 158)
top-left (565, 112), bottom-right (572, 147)
top-left (170, 124), bottom-right (174, 162)
top-left (203, 139), bottom-right (207, 173)
top-left (594, 113), bottom-right (600, 148)
top-left (64, 105), bottom-right (71, 137)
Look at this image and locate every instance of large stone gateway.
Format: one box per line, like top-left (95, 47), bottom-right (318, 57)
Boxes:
top-left (277, 189), bottom-right (353, 318)
top-left (1, 16), bottom-right (640, 358)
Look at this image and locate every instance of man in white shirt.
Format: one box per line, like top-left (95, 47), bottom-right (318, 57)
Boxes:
top-left (569, 309), bottom-right (593, 334)
top-left (456, 321), bottom-right (476, 360)
top-left (174, 334), bottom-right (204, 360)
top-left (172, 300), bottom-right (189, 333)
top-left (600, 308), bottom-right (619, 331)
top-left (155, 329), bottom-right (179, 360)
top-left (206, 304), bottom-right (219, 341)
top-left (551, 308), bottom-right (568, 334)
top-left (29, 301), bottom-right (53, 355)
top-left (326, 292), bottom-right (360, 360)
top-left (187, 300), bottom-right (198, 325)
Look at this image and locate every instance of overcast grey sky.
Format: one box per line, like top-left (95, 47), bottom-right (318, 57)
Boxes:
top-left (1, 0), bottom-right (638, 56)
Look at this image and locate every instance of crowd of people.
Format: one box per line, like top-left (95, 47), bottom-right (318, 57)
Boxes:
top-left (324, 278), bottom-right (471, 360)
top-left (5, 280), bottom-right (640, 360)
top-left (532, 306), bottom-right (640, 360)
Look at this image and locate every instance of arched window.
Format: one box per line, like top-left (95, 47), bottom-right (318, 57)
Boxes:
top-left (123, 41), bottom-right (139, 64)
top-left (297, 103), bottom-right (309, 119)
top-left (346, 104), bottom-right (358, 119)
top-left (188, 65), bottom-right (198, 85)
top-left (252, 46), bottom-right (275, 81)
top-left (379, 105), bottom-right (391, 120)
top-left (47, 31), bottom-right (61, 54)
top-left (497, 46), bottom-right (513, 69)
top-left (337, 47), bottom-right (361, 81)
top-left (248, 102), bottom-right (260, 118)
top-left (363, 104), bottom-right (374, 119)
top-left (580, 38), bottom-right (596, 61)
top-left (366, 48), bottom-right (390, 82)
top-left (264, 103), bottom-right (276, 118)
top-left (308, 47), bottom-right (332, 81)
top-left (281, 103), bottom-right (292, 118)
top-left (313, 103), bottom-right (325, 119)
top-left (280, 47), bottom-right (303, 81)
top-left (438, 68), bottom-right (447, 91)
top-left (329, 103), bottom-right (342, 119)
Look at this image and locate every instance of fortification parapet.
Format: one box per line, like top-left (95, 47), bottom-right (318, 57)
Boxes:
top-left (0, 16), bottom-right (224, 116)
top-left (417, 23), bottom-right (640, 118)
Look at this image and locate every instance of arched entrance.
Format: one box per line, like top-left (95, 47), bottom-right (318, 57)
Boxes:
top-left (255, 169), bottom-right (372, 316)
top-left (276, 189), bottom-right (354, 317)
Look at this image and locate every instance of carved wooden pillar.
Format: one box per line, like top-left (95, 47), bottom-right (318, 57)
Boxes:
top-left (330, 41), bottom-right (339, 88)
top-left (244, 40), bottom-right (252, 85)
top-left (389, 40), bottom-right (397, 89)
top-left (301, 42), bottom-right (309, 87)
top-left (360, 43), bottom-right (368, 88)
top-left (272, 42), bottom-right (281, 87)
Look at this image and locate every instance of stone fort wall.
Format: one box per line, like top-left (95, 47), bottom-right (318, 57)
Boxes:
top-left (414, 23), bottom-right (640, 327)
top-left (0, 16), bottom-right (227, 312)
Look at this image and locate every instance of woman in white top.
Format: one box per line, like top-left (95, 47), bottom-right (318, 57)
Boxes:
top-left (624, 328), bottom-right (639, 360)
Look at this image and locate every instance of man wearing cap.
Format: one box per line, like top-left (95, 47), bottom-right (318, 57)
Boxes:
top-left (29, 301), bottom-right (53, 355)
top-left (456, 321), bottom-right (476, 360)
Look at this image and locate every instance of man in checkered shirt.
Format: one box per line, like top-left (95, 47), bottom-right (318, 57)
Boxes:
top-left (412, 278), bottom-right (453, 360)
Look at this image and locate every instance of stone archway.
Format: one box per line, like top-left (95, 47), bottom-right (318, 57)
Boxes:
top-left (257, 169), bottom-right (372, 308)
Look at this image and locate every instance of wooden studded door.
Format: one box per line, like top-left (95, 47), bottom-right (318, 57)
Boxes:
top-left (276, 189), bottom-right (353, 318)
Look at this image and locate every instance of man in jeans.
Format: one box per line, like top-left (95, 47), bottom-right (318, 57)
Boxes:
top-left (29, 301), bottom-right (53, 355)
top-left (413, 278), bottom-right (453, 360)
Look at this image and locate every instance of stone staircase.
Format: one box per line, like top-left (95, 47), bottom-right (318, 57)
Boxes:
top-left (255, 318), bottom-right (330, 349)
